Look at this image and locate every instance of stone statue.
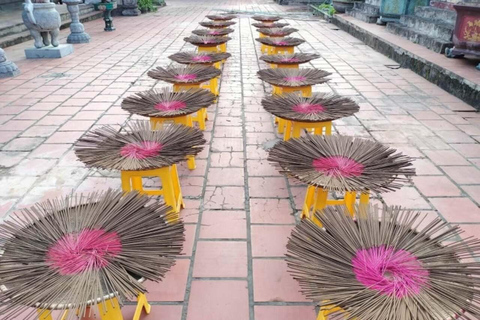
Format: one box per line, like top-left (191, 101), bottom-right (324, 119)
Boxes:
top-left (22, 0), bottom-right (61, 49)
top-left (0, 48), bottom-right (20, 78)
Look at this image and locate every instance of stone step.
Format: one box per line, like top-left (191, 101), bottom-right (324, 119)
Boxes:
top-left (400, 14), bottom-right (454, 42)
top-left (0, 4), bottom-right (95, 38)
top-left (0, 9), bottom-right (102, 48)
top-left (386, 22), bottom-right (453, 53)
top-left (346, 8), bottom-right (379, 23)
top-left (414, 6), bottom-right (456, 25)
top-left (352, 2), bottom-right (379, 15)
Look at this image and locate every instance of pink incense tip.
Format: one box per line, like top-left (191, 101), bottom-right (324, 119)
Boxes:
top-left (120, 141), bottom-right (163, 159)
top-left (312, 156), bottom-right (364, 177)
top-left (284, 76), bottom-right (306, 82)
top-left (352, 246), bottom-right (429, 298)
top-left (175, 73), bottom-right (197, 81)
top-left (155, 100), bottom-right (187, 111)
top-left (192, 55), bottom-right (212, 62)
top-left (293, 103), bottom-right (325, 114)
top-left (280, 57), bottom-right (300, 63)
top-left (47, 229), bottom-right (122, 275)
top-left (209, 30), bottom-right (220, 35)
top-left (275, 41), bottom-right (288, 45)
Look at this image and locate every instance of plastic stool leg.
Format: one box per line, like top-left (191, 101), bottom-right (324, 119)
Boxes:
top-left (283, 121), bottom-right (292, 141)
top-left (133, 293), bottom-right (151, 320)
top-left (37, 310), bottom-right (53, 320)
top-left (301, 185), bottom-right (316, 219)
top-left (98, 298), bottom-right (123, 320)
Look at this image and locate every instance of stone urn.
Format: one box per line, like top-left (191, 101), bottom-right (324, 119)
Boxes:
top-left (22, 0), bottom-right (61, 48)
top-left (445, 2), bottom-right (480, 70)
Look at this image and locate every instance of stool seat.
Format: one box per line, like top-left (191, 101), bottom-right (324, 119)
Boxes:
top-left (283, 119), bottom-right (332, 141)
top-left (270, 63), bottom-right (299, 69)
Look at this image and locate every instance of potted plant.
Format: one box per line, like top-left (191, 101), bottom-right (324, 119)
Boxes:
top-left (138, 0), bottom-right (154, 13)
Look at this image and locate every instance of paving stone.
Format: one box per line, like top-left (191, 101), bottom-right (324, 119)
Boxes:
top-left (193, 241), bottom-right (248, 277)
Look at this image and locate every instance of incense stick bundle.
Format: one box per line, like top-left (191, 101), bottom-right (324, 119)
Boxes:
top-left (257, 68), bottom-right (331, 87)
top-left (252, 15), bottom-right (282, 22)
top-left (261, 93), bottom-right (359, 122)
top-left (206, 14), bottom-right (237, 21)
top-left (148, 65), bottom-right (221, 84)
top-left (257, 27), bottom-right (298, 37)
top-left (255, 36), bottom-right (305, 47)
top-left (0, 190), bottom-right (184, 320)
top-left (75, 121), bottom-right (205, 171)
top-left (252, 22), bottom-right (289, 28)
top-left (122, 88), bottom-right (215, 118)
top-left (169, 51), bottom-right (231, 65)
top-left (184, 35), bottom-right (231, 47)
top-left (268, 135), bottom-right (415, 192)
top-left (199, 21), bottom-right (236, 28)
top-left (259, 53), bottom-right (320, 65)
top-left (192, 28), bottom-right (234, 36)
top-left (287, 205), bottom-right (480, 320)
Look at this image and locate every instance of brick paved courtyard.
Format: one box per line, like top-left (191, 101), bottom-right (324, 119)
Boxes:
top-left (1, 0), bottom-right (480, 319)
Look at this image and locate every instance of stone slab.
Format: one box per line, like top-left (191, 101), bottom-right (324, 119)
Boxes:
top-left (25, 44), bottom-right (74, 59)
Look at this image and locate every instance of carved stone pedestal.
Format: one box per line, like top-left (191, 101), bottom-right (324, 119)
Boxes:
top-left (65, 0), bottom-right (91, 43)
top-left (0, 49), bottom-right (20, 78)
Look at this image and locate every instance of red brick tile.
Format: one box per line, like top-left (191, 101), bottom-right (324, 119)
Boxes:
top-left (182, 224), bottom-right (196, 257)
top-left (210, 152), bottom-right (244, 167)
top-left (413, 176), bottom-right (461, 197)
top-left (0, 120), bottom-right (35, 131)
top-left (179, 176), bottom-right (204, 197)
top-left (200, 211), bottom-right (246, 239)
top-left (246, 145), bottom-right (268, 159)
top-left (412, 158), bottom-right (441, 175)
top-left (187, 281), bottom-right (249, 320)
top-left (20, 126), bottom-right (58, 137)
top-left (463, 186), bottom-right (480, 205)
top-left (0, 199), bottom-right (16, 218)
top-left (144, 259), bottom-right (190, 301)
top-left (250, 199), bottom-right (295, 224)
top-left (421, 120), bottom-right (457, 131)
top-left (45, 131), bottom-right (84, 144)
top-left (207, 167), bottom-right (244, 186)
top-left (436, 130), bottom-right (475, 143)
top-left (204, 186), bottom-right (245, 209)
top-left (213, 126), bottom-right (243, 138)
top-left (11, 158), bottom-right (57, 176)
top-left (456, 224), bottom-right (480, 241)
top-left (211, 138), bottom-right (244, 152)
top-left (382, 187), bottom-right (431, 209)
top-left (59, 120), bottom-right (95, 131)
top-left (451, 144), bottom-right (480, 158)
top-left (13, 110), bottom-right (49, 120)
top-left (249, 177), bottom-right (289, 198)
top-left (193, 241), bottom-right (247, 277)
top-left (247, 159), bottom-right (281, 176)
top-left (76, 177), bottom-right (121, 193)
top-left (251, 225), bottom-right (293, 257)
top-left (36, 116), bottom-right (71, 126)
top-left (254, 306), bottom-right (316, 320)
top-left (424, 150), bottom-right (470, 166)
top-left (50, 106), bottom-right (82, 116)
top-left (430, 198), bottom-right (480, 222)
top-left (1, 176), bottom-right (38, 197)
top-left (29, 143), bottom-right (71, 159)
top-left (30, 102), bottom-right (61, 111)
top-left (442, 166), bottom-right (480, 185)
top-left (123, 305), bottom-right (182, 320)
top-left (253, 259), bottom-right (307, 302)
top-left (0, 131), bottom-right (18, 143)
top-left (2, 137), bottom-right (45, 151)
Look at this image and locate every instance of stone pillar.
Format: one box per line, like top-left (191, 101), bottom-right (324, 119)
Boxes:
top-left (64, 0), bottom-right (91, 43)
top-left (122, 0), bottom-right (140, 16)
top-left (0, 48), bottom-right (20, 78)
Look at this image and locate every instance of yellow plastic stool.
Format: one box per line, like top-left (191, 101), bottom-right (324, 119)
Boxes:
top-left (198, 46), bottom-right (220, 53)
top-left (173, 83), bottom-right (200, 91)
top-left (273, 46), bottom-right (294, 54)
top-left (201, 76), bottom-right (219, 96)
top-left (272, 85), bottom-right (312, 97)
top-left (150, 116), bottom-right (198, 170)
top-left (270, 63), bottom-right (299, 69)
top-left (121, 166), bottom-right (184, 219)
top-left (302, 186), bottom-right (370, 226)
top-left (317, 303), bottom-right (350, 320)
top-left (283, 120), bottom-right (332, 141)
top-left (36, 294), bottom-right (151, 320)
